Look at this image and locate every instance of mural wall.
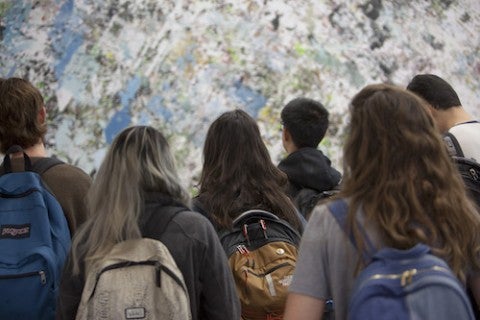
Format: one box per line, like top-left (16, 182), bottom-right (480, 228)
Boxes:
top-left (1, 0), bottom-right (479, 190)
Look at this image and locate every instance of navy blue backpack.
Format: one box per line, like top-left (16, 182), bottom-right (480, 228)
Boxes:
top-left (0, 146), bottom-right (71, 319)
top-left (328, 199), bottom-right (475, 320)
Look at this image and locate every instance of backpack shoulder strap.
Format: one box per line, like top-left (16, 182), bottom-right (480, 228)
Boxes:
top-left (31, 157), bottom-right (65, 175)
top-left (443, 132), bottom-right (465, 157)
top-left (327, 199), bottom-right (375, 262)
top-left (1, 145), bottom-right (32, 174)
top-left (1, 146), bottom-right (64, 176)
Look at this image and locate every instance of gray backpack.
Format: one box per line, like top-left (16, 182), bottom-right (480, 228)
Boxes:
top-left (75, 210), bottom-right (191, 320)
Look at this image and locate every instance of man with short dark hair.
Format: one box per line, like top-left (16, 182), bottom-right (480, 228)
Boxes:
top-left (278, 98), bottom-right (341, 219)
top-left (407, 74), bottom-right (480, 318)
top-left (0, 77), bottom-right (91, 235)
top-left (407, 74), bottom-right (480, 162)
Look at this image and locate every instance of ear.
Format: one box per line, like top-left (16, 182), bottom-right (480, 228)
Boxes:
top-left (282, 127), bottom-right (297, 154)
top-left (38, 106), bottom-right (47, 124)
top-left (282, 127), bottom-right (291, 143)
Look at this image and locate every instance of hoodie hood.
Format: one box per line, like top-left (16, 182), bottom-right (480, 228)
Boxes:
top-left (278, 147), bottom-right (341, 197)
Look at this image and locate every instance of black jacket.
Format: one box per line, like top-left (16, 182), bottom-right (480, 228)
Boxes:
top-left (278, 147), bottom-right (341, 198)
top-left (56, 193), bottom-right (240, 320)
top-left (278, 148), bottom-right (341, 217)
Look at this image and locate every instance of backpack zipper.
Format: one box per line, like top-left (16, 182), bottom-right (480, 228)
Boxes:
top-left (0, 188), bottom-right (38, 198)
top-left (244, 262), bottom-right (294, 277)
top-left (368, 265), bottom-right (450, 287)
top-left (90, 260), bottom-right (187, 300)
top-left (0, 270), bottom-right (46, 285)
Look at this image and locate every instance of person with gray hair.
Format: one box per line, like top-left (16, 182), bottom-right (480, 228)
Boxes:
top-left (56, 126), bottom-right (240, 320)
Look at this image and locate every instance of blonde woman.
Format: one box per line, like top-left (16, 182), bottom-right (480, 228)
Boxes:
top-left (57, 126), bottom-right (240, 320)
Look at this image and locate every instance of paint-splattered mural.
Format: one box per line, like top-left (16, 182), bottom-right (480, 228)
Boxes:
top-left (1, 0), bottom-right (480, 191)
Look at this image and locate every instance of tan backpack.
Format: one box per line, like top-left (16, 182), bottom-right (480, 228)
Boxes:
top-left (75, 238), bottom-right (191, 320)
top-left (220, 210), bottom-right (301, 320)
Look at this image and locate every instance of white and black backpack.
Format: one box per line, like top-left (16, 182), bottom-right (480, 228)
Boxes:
top-left (444, 131), bottom-right (480, 208)
top-left (75, 208), bottom-right (191, 320)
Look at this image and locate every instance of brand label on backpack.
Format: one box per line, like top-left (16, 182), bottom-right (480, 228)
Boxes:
top-left (124, 307), bottom-right (146, 319)
top-left (0, 224), bottom-right (31, 239)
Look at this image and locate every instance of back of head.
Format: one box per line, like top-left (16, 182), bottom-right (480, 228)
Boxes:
top-left (72, 126), bottom-right (189, 274)
top-left (342, 83), bottom-right (480, 280)
top-left (201, 109), bottom-right (274, 188)
top-left (0, 77), bottom-right (47, 154)
top-left (406, 74), bottom-right (461, 110)
top-left (344, 84), bottom-right (440, 184)
top-left (281, 98), bottom-right (329, 148)
top-left (91, 125), bottom-right (190, 210)
top-left (199, 109), bottom-right (299, 229)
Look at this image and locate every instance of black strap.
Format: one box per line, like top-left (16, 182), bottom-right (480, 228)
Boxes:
top-left (443, 132), bottom-right (464, 157)
top-left (2, 145), bottom-right (32, 173)
top-left (31, 157), bottom-right (64, 175)
top-left (1, 145), bottom-right (64, 175)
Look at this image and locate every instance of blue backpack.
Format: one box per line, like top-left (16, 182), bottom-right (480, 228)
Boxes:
top-left (328, 199), bottom-right (475, 320)
top-left (0, 146), bottom-right (71, 320)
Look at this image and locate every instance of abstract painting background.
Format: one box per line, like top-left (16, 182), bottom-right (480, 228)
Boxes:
top-left (1, 0), bottom-right (479, 191)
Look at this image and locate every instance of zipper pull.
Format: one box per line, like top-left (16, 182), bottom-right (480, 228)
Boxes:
top-left (243, 224), bottom-right (251, 246)
top-left (260, 219), bottom-right (268, 239)
top-left (237, 245), bottom-right (250, 255)
top-left (155, 263), bottom-right (162, 287)
top-left (39, 271), bottom-right (46, 285)
top-left (470, 168), bottom-right (479, 181)
top-left (400, 269), bottom-right (417, 286)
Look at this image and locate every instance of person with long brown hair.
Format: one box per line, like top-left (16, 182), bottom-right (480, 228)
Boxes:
top-left (194, 109), bottom-right (302, 231)
top-left (283, 84), bottom-right (480, 320)
top-left (193, 109), bottom-right (304, 319)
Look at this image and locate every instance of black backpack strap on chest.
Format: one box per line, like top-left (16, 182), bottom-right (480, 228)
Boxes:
top-left (443, 132), bottom-right (464, 157)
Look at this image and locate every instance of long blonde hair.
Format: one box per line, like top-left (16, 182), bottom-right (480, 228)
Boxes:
top-left (71, 126), bottom-right (190, 274)
top-left (340, 84), bottom-right (480, 281)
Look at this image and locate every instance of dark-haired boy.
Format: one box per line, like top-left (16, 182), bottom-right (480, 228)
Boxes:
top-left (407, 74), bottom-right (480, 319)
top-left (278, 98), bottom-right (341, 219)
top-left (407, 74), bottom-right (480, 162)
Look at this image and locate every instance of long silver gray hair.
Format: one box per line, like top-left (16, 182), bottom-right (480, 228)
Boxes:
top-left (71, 126), bottom-right (190, 274)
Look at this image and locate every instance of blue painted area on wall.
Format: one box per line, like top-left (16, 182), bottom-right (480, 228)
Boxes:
top-left (2, 2), bottom-right (29, 46)
top-left (231, 80), bottom-right (267, 117)
top-left (49, 0), bottom-right (84, 81)
top-left (104, 75), bottom-right (142, 143)
top-left (147, 95), bottom-right (173, 122)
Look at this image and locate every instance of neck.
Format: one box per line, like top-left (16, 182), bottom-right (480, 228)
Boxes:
top-left (436, 106), bottom-right (473, 133)
top-left (285, 143), bottom-right (298, 155)
top-left (10, 142), bottom-right (47, 158)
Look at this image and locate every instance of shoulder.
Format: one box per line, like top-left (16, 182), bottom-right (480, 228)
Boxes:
top-left (304, 203), bottom-right (340, 240)
top-left (149, 207), bottom-right (218, 246)
top-left (42, 161), bottom-right (91, 181)
top-left (448, 121), bottom-right (480, 138)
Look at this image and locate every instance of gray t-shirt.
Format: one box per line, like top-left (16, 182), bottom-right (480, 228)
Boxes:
top-left (288, 202), bottom-right (379, 320)
top-left (289, 201), bottom-right (476, 320)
